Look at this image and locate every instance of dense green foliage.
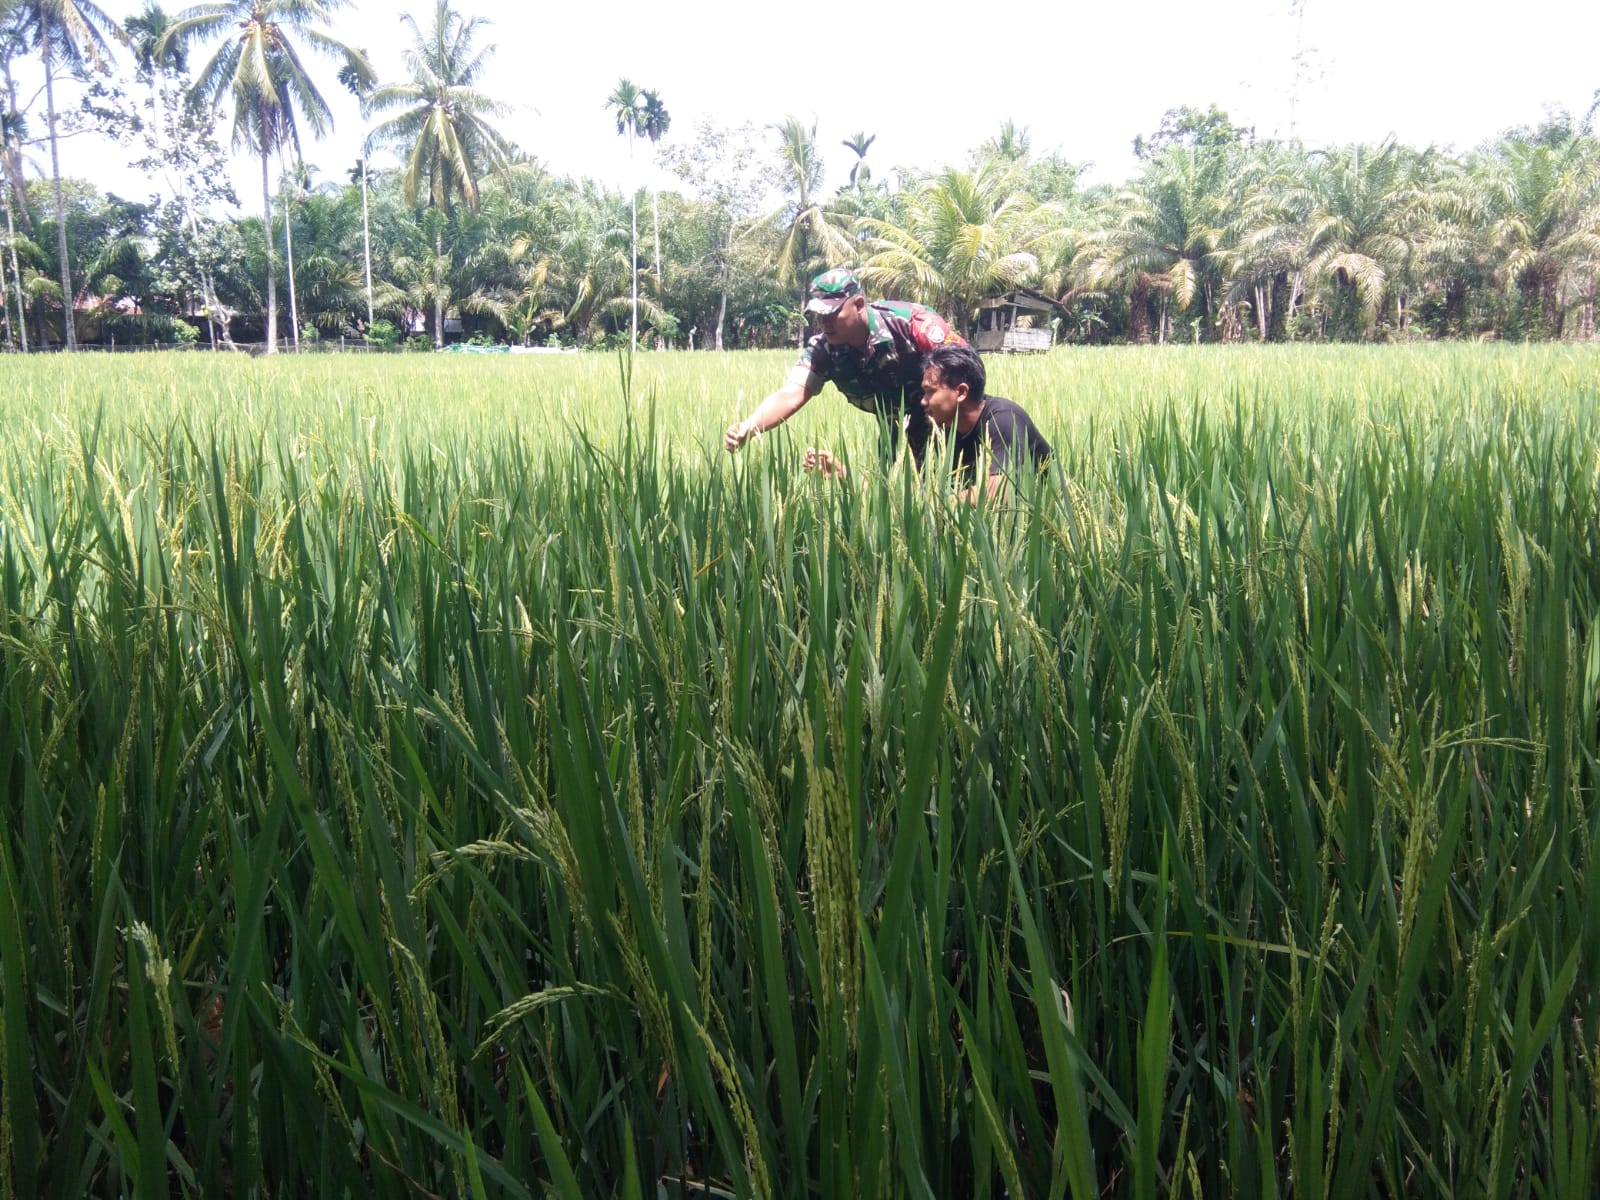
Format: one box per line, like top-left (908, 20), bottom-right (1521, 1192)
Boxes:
top-left (4, 0), bottom-right (1600, 350)
top-left (1, 347), bottom-right (1597, 1197)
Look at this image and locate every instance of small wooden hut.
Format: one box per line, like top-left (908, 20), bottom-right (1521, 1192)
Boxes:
top-left (973, 289), bottom-right (1056, 353)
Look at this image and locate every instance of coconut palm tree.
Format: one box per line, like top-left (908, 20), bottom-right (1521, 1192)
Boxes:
top-left (859, 162), bottom-right (1062, 328)
top-left (605, 77), bottom-right (648, 351)
top-left (336, 56), bottom-right (374, 329)
top-left (0, 106), bottom-right (27, 348)
top-left (768, 116), bottom-right (854, 327)
top-left (841, 131), bottom-right (875, 191)
top-left (160, 0), bottom-right (371, 352)
top-left (368, 0), bottom-right (512, 347)
top-left (284, 173), bottom-right (363, 333)
top-left (0, 125), bottom-right (13, 350)
top-left (0, 18), bottom-right (34, 237)
top-left (13, 0), bottom-right (121, 349)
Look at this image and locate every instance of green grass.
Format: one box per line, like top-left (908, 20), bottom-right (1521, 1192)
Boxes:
top-left (1, 344), bottom-right (1597, 1197)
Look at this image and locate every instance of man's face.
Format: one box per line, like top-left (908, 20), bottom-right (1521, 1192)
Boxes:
top-left (920, 366), bottom-right (966, 429)
top-left (816, 295), bottom-right (868, 346)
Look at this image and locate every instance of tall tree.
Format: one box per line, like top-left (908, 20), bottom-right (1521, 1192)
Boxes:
top-left (1473, 129), bottom-right (1600, 337)
top-left (859, 162), bottom-right (1061, 329)
top-left (841, 130), bottom-right (875, 190)
top-left (1080, 143), bottom-right (1238, 342)
top-left (768, 115), bottom-right (853, 328)
top-left (14, 0), bottom-right (121, 349)
top-left (1218, 143), bottom-right (1315, 340)
top-left (1300, 140), bottom-right (1428, 336)
top-left (660, 119), bottom-right (775, 350)
top-left (369, 0), bottom-right (511, 347)
top-left (0, 15), bottom-right (34, 234)
top-left (160, 0), bottom-right (371, 352)
top-left (0, 104), bottom-right (27, 348)
top-left (605, 77), bottom-right (646, 352)
top-left (126, 1), bottom-right (234, 347)
top-left (0, 105), bottom-right (11, 348)
top-left (337, 55), bottom-right (373, 329)
top-left (639, 86), bottom-right (668, 314)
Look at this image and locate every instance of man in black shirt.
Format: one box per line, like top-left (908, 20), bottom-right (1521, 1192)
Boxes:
top-left (919, 345), bottom-right (1052, 502)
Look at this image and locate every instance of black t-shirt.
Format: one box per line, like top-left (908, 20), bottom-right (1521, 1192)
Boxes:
top-left (951, 396), bottom-right (1053, 485)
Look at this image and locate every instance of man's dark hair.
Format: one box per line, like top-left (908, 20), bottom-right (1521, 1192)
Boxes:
top-left (926, 344), bottom-right (986, 402)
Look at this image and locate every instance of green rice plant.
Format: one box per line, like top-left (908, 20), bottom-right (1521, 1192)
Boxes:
top-left (0, 344), bottom-right (1596, 1197)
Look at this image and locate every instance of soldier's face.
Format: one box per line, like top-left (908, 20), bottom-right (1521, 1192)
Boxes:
top-left (920, 366), bottom-right (966, 428)
top-left (817, 295), bottom-right (868, 346)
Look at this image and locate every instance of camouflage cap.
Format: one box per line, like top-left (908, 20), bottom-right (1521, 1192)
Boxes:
top-left (805, 268), bottom-right (864, 314)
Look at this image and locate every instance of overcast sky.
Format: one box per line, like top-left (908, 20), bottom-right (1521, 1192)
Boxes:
top-left (33, 0), bottom-right (1600, 209)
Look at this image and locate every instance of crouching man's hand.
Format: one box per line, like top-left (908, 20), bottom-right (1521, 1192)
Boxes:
top-left (803, 448), bottom-right (848, 479)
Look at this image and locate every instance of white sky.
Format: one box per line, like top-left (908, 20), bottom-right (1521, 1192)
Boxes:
top-left (32, 0), bottom-right (1600, 212)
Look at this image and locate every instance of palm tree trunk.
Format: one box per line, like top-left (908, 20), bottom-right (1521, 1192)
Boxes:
top-left (42, 26), bottom-right (76, 351)
top-left (629, 129), bottom-right (638, 353)
top-left (1129, 275), bottom-right (1150, 344)
top-left (2, 58), bottom-right (32, 237)
top-left (652, 188), bottom-right (661, 306)
top-left (433, 223), bottom-right (444, 350)
top-left (2, 181), bottom-right (22, 351)
top-left (261, 146), bottom-right (277, 353)
top-left (283, 170), bottom-right (300, 351)
top-left (360, 141), bottom-right (374, 329)
top-left (715, 255), bottom-right (728, 352)
top-left (0, 231), bottom-right (12, 351)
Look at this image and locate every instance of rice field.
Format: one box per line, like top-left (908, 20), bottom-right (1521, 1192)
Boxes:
top-left (1, 345), bottom-right (1597, 1198)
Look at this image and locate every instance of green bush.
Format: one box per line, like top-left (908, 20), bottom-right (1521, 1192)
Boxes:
top-left (100, 313), bottom-right (194, 345)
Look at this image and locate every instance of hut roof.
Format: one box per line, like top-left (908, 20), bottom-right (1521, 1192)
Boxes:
top-left (976, 288), bottom-right (1058, 313)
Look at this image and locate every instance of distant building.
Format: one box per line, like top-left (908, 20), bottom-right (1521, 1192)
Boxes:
top-left (974, 290), bottom-right (1057, 353)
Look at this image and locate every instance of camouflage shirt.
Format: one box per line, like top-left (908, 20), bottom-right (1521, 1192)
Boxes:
top-left (786, 301), bottom-right (965, 421)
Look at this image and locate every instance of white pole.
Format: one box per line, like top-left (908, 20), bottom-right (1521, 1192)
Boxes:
top-left (361, 136), bottom-right (374, 330)
top-left (629, 124), bottom-right (638, 354)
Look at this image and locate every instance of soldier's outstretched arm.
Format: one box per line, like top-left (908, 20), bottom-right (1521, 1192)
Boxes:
top-left (725, 381), bottom-right (812, 452)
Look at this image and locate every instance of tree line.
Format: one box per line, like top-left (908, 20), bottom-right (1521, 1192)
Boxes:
top-left (3, 0), bottom-right (1599, 352)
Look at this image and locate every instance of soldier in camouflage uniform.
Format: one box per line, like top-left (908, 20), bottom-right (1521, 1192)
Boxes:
top-left (724, 269), bottom-right (966, 466)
